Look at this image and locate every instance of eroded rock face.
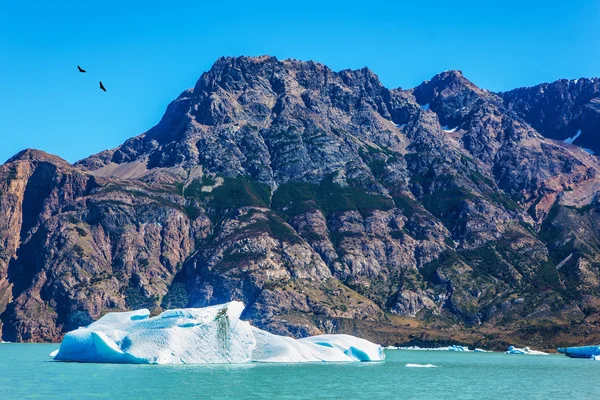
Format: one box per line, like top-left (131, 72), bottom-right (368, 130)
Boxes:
top-left (501, 78), bottom-right (600, 154)
top-left (2, 56), bottom-right (600, 347)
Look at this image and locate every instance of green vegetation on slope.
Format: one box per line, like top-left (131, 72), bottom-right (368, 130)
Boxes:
top-left (272, 177), bottom-right (394, 219)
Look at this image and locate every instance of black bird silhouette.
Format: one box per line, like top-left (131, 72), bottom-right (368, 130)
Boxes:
top-left (77, 65), bottom-right (86, 73)
top-left (99, 81), bottom-right (106, 92)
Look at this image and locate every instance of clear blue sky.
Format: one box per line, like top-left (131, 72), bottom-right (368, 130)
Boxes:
top-left (1, 0), bottom-right (599, 164)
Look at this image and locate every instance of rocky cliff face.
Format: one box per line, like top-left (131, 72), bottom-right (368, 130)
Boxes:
top-left (501, 77), bottom-right (600, 154)
top-left (2, 56), bottom-right (600, 348)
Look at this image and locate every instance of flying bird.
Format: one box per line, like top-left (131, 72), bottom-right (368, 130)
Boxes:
top-left (77, 65), bottom-right (86, 73)
top-left (99, 81), bottom-right (106, 92)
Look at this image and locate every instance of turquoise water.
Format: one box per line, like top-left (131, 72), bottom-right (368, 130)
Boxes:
top-left (1, 344), bottom-right (599, 399)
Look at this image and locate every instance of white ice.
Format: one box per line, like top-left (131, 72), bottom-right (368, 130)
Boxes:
top-left (442, 126), bottom-right (458, 133)
top-left (406, 363), bottom-right (437, 368)
top-left (51, 302), bottom-right (385, 364)
top-left (564, 130), bottom-right (582, 144)
top-left (397, 345), bottom-right (472, 352)
top-left (448, 345), bottom-right (469, 352)
top-left (299, 334), bottom-right (385, 361)
top-left (505, 346), bottom-right (548, 355)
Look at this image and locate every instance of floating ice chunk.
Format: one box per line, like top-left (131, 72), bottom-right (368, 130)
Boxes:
top-left (299, 334), bottom-right (385, 361)
top-left (48, 350), bottom-right (59, 358)
top-left (448, 345), bottom-right (470, 352)
top-left (406, 363), bottom-right (437, 368)
top-left (557, 345), bottom-right (600, 359)
top-left (582, 148), bottom-right (595, 155)
top-left (52, 302), bottom-right (384, 364)
top-left (420, 103), bottom-right (430, 111)
top-left (506, 346), bottom-right (548, 355)
top-left (473, 348), bottom-right (489, 353)
top-left (564, 130), bottom-right (582, 144)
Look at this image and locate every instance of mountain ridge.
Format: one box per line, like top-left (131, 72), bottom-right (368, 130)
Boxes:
top-left (1, 55), bottom-right (600, 350)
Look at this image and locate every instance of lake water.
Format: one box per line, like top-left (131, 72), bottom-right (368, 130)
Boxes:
top-left (1, 344), bottom-right (599, 399)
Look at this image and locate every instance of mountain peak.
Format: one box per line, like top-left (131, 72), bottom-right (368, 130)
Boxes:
top-left (5, 149), bottom-right (69, 166)
top-left (433, 69), bottom-right (465, 80)
top-left (210, 55), bottom-right (280, 70)
top-left (197, 55), bottom-right (383, 93)
top-left (415, 70), bottom-right (481, 98)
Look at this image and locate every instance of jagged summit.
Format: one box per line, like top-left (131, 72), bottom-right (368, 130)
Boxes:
top-left (413, 69), bottom-right (486, 105)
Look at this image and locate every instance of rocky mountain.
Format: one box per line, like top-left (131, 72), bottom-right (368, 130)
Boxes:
top-left (1, 56), bottom-right (600, 349)
top-left (501, 77), bottom-right (600, 154)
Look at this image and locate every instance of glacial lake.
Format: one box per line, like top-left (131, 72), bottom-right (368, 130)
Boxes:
top-left (1, 344), bottom-right (599, 399)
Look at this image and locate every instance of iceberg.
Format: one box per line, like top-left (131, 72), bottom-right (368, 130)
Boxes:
top-left (51, 302), bottom-right (385, 364)
top-left (557, 345), bottom-right (600, 360)
top-left (505, 346), bottom-right (548, 355)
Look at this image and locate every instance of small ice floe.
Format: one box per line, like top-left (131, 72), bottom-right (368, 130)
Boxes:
top-left (396, 123), bottom-right (407, 129)
top-left (397, 345), bottom-right (471, 352)
top-left (564, 130), bottom-right (582, 144)
top-left (582, 148), bottom-right (595, 155)
top-left (441, 126), bottom-right (458, 133)
top-left (448, 345), bottom-right (470, 352)
top-left (420, 103), bottom-right (430, 111)
top-left (48, 350), bottom-right (59, 358)
top-left (0, 341), bottom-right (10, 344)
top-left (557, 345), bottom-right (600, 360)
top-left (473, 348), bottom-right (490, 353)
top-left (506, 346), bottom-right (548, 355)
top-left (406, 363), bottom-right (437, 368)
